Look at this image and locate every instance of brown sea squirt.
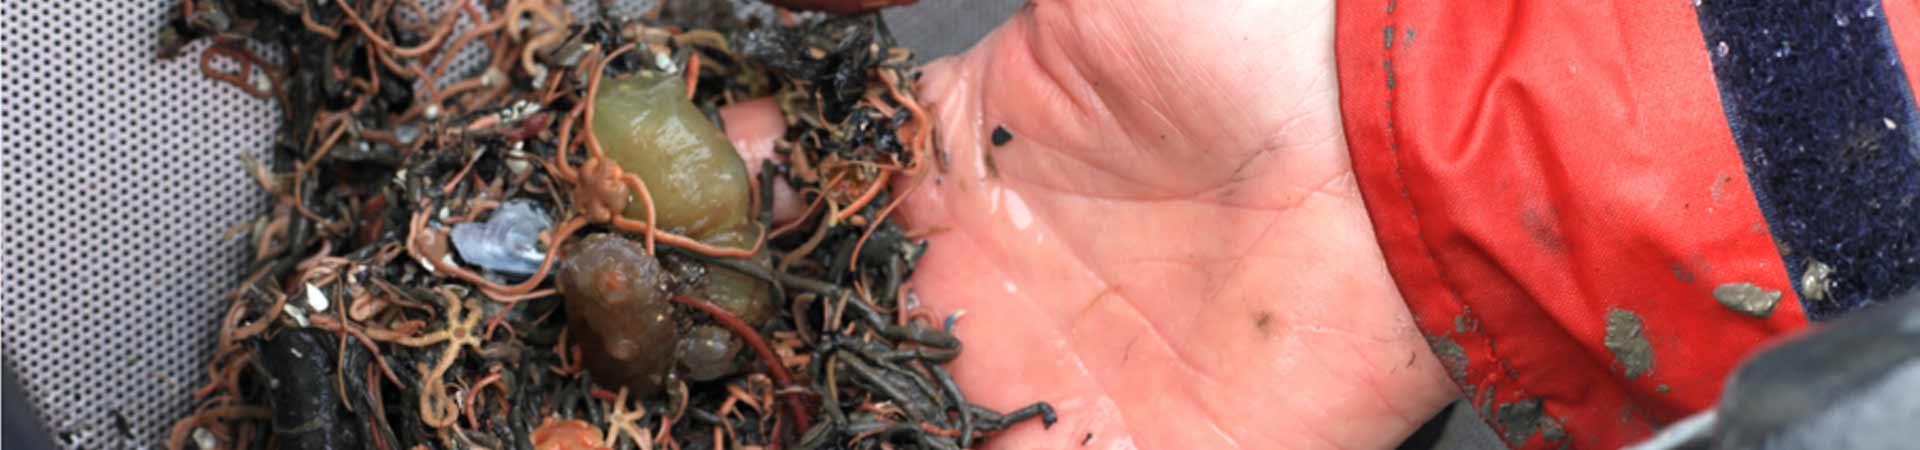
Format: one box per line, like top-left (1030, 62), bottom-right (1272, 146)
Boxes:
top-left (557, 71), bottom-right (772, 396)
top-left (557, 234), bottom-right (678, 394)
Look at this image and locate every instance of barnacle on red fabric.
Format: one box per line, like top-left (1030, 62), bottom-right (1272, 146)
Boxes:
top-left (1334, 1), bottom-right (1821, 448)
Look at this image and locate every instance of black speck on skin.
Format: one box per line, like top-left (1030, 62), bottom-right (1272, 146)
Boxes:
top-left (990, 125), bottom-right (1013, 146)
top-left (1082, 432), bottom-right (1094, 446)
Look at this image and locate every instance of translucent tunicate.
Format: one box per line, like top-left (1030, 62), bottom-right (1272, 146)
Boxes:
top-left (450, 200), bottom-right (552, 276)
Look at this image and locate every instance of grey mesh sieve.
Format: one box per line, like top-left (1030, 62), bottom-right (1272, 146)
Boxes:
top-left (0, 1), bottom-right (616, 447)
top-left (4, 1), bottom-right (276, 447)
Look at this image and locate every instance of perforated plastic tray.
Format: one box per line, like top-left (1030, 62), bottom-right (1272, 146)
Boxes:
top-left (0, 0), bottom-right (597, 446)
top-left (4, 2), bottom-right (279, 447)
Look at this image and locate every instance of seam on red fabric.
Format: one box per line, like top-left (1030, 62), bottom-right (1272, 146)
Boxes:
top-left (1373, 5), bottom-right (1582, 448)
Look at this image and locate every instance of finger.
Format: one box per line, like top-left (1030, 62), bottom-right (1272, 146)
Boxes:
top-left (718, 98), bottom-right (805, 225)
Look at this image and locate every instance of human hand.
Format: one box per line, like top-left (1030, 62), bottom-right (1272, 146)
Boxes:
top-left (730, 0), bottom-right (1459, 447)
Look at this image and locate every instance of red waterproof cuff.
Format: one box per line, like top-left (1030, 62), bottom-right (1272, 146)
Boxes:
top-left (1335, 1), bottom-right (1811, 448)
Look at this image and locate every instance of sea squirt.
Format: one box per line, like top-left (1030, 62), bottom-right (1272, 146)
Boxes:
top-left (559, 71), bottom-right (773, 395)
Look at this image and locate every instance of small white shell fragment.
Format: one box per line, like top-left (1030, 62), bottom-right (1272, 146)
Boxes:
top-left (282, 303), bottom-right (310, 327)
top-left (500, 100), bottom-right (540, 123)
top-left (394, 125), bottom-right (422, 144)
top-left (482, 67), bottom-right (507, 87)
top-left (250, 75), bottom-right (271, 94)
top-left (655, 52), bottom-right (676, 73)
top-left (506, 158), bottom-right (532, 178)
top-left (528, 67), bottom-right (549, 90)
top-left (193, 427), bottom-right (218, 450)
top-left (304, 282), bottom-right (330, 312)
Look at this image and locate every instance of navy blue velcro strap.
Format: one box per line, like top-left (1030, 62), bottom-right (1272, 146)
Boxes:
top-left (1696, 1), bottom-right (1920, 320)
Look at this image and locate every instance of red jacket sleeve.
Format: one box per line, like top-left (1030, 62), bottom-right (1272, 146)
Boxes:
top-left (1333, 2), bottom-right (1815, 448)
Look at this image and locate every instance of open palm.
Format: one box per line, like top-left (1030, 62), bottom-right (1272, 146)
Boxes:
top-left (733, 0), bottom-right (1460, 447)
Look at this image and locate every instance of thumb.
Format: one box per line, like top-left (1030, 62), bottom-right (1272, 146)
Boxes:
top-left (717, 98), bottom-right (805, 225)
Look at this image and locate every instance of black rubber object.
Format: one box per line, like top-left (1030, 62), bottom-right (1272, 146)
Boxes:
top-left (1715, 290), bottom-right (1920, 449)
top-left (257, 328), bottom-right (363, 450)
top-left (3, 366), bottom-right (57, 450)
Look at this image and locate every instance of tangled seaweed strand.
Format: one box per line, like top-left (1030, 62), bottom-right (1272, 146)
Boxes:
top-left (162, 0), bottom-right (1054, 449)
